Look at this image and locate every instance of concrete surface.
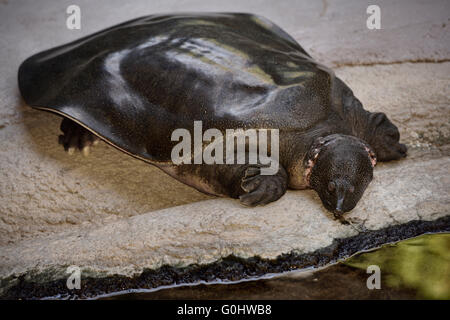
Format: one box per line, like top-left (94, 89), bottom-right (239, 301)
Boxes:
top-left (0, 0), bottom-right (449, 297)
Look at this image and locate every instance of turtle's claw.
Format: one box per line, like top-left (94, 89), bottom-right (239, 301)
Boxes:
top-left (239, 166), bottom-right (288, 206)
top-left (59, 118), bottom-right (100, 156)
top-left (82, 146), bottom-right (91, 157)
top-left (67, 147), bottom-right (75, 156)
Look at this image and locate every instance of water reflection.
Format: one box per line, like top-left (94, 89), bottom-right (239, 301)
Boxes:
top-left (344, 233), bottom-right (450, 299)
top-left (105, 233), bottom-right (450, 300)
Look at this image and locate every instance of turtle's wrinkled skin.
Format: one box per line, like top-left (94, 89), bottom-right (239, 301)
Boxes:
top-left (18, 13), bottom-right (407, 216)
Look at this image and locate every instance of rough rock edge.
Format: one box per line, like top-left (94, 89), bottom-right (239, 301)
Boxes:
top-left (1, 215), bottom-right (448, 300)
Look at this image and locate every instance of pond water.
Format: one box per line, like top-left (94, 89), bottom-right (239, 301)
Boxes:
top-left (104, 233), bottom-right (450, 300)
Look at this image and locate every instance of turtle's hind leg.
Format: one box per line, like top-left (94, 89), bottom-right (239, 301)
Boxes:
top-left (58, 117), bottom-right (100, 156)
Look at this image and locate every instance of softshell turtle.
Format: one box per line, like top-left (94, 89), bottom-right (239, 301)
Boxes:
top-left (18, 13), bottom-right (407, 216)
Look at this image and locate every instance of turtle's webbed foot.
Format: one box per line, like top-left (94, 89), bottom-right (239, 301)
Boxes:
top-left (58, 118), bottom-right (100, 156)
top-left (239, 166), bottom-right (288, 206)
top-left (368, 112), bottom-right (407, 161)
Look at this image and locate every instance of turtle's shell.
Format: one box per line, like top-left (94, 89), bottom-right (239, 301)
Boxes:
top-left (19, 13), bottom-right (335, 163)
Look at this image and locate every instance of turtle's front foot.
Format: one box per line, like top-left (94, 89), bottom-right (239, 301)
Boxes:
top-left (58, 118), bottom-right (100, 156)
top-left (367, 112), bottom-right (407, 161)
top-left (239, 166), bottom-right (288, 206)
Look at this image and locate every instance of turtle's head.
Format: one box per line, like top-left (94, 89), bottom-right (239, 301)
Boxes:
top-left (305, 134), bottom-right (376, 217)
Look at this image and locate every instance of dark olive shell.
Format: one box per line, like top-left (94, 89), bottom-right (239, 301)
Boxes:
top-left (19, 13), bottom-right (334, 163)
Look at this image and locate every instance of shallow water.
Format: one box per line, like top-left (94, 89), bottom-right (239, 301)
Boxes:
top-left (105, 233), bottom-right (450, 300)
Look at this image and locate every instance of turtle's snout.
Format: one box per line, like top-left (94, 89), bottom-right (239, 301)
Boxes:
top-left (334, 197), bottom-right (344, 217)
top-left (328, 179), bottom-right (355, 217)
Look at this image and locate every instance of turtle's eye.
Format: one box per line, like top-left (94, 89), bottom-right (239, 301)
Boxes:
top-left (348, 185), bottom-right (355, 193)
top-left (328, 181), bottom-right (335, 192)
